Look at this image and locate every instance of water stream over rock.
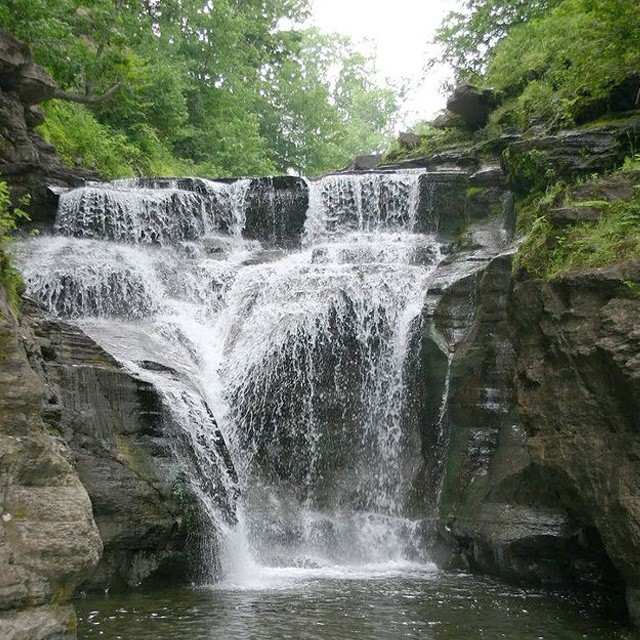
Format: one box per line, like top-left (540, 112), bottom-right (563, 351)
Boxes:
top-left (16, 170), bottom-right (483, 586)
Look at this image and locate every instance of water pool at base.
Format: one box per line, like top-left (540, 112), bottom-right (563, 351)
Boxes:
top-left (76, 567), bottom-right (636, 640)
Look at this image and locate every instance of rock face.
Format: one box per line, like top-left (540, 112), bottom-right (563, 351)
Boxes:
top-left (503, 117), bottom-right (640, 193)
top-left (0, 289), bottom-right (102, 640)
top-left (24, 307), bottom-right (202, 591)
top-left (243, 176), bottom-right (309, 247)
top-left (0, 29), bottom-right (94, 223)
top-left (511, 263), bottom-right (640, 620)
top-left (0, 279), bottom-right (207, 635)
top-left (424, 187), bottom-right (640, 626)
top-left (434, 255), bottom-right (624, 594)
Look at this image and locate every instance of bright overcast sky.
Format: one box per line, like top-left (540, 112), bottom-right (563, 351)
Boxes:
top-left (308, 0), bottom-right (457, 130)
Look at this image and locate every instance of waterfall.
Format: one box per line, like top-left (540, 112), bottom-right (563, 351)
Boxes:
top-left (16, 171), bottom-right (448, 583)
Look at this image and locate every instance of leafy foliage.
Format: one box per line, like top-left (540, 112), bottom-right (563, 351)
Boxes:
top-left (1, 0), bottom-right (399, 177)
top-left (0, 183), bottom-right (29, 312)
top-left (486, 0), bottom-right (640, 129)
top-left (514, 174), bottom-right (640, 278)
top-left (432, 0), bottom-right (561, 86)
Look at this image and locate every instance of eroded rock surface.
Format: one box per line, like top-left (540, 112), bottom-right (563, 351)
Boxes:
top-left (0, 289), bottom-right (101, 640)
top-left (0, 29), bottom-right (95, 223)
top-left (511, 262), bottom-right (640, 620)
top-left (25, 307), bottom-right (201, 591)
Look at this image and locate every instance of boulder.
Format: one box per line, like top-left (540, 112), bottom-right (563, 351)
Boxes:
top-left (398, 131), bottom-right (421, 149)
top-left (347, 154), bottom-right (382, 171)
top-left (16, 64), bottom-right (55, 105)
top-left (446, 84), bottom-right (498, 130)
top-left (548, 206), bottom-right (603, 226)
top-left (0, 28), bottom-right (31, 77)
top-left (432, 110), bottom-right (466, 130)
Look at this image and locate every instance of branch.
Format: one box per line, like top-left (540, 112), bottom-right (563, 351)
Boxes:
top-left (52, 82), bottom-right (122, 106)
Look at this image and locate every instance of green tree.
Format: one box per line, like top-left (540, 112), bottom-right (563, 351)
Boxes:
top-left (432, 0), bottom-right (562, 85)
top-left (1, 0), bottom-right (399, 177)
top-left (258, 29), bottom-right (399, 175)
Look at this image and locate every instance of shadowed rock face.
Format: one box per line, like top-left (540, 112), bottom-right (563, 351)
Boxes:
top-left (243, 176), bottom-right (309, 247)
top-left (432, 255), bottom-right (624, 598)
top-left (24, 307), bottom-right (205, 592)
top-left (0, 289), bottom-right (102, 640)
top-left (0, 281), bottom-right (211, 637)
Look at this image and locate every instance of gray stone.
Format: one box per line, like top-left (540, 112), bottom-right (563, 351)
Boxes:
top-left (446, 84), bottom-right (498, 130)
top-left (347, 154), bottom-right (382, 170)
top-left (24, 310), bottom-right (205, 591)
top-left (433, 111), bottom-right (466, 130)
top-left (243, 176), bottom-right (309, 247)
top-left (548, 206), bottom-right (603, 226)
top-left (398, 132), bottom-right (421, 148)
top-left (0, 288), bottom-right (102, 635)
top-left (503, 117), bottom-right (640, 192)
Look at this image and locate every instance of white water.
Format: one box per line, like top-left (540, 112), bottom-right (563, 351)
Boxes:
top-left (16, 172), bottom-right (446, 586)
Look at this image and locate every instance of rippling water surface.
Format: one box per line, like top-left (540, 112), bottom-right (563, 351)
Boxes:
top-left (76, 566), bottom-right (635, 640)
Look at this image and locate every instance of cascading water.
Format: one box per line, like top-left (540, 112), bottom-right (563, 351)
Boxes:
top-left (16, 170), bottom-right (446, 585)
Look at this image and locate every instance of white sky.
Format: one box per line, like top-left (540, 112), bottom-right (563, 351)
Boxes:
top-left (308, 0), bottom-right (456, 130)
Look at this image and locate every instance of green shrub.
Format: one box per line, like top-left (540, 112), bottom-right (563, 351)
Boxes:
top-left (0, 182), bottom-right (29, 312)
top-left (486, 0), bottom-right (640, 129)
top-left (514, 189), bottom-right (640, 278)
top-left (39, 101), bottom-right (140, 179)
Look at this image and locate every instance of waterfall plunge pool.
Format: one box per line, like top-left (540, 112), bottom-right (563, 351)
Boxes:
top-left (18, 174), bottom-right (635, 638)
top-left (76, 568), bottom-right (633, 639)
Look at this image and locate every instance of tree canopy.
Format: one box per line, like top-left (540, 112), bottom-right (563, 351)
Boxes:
top-left (432, 0), bottom-right (640, 129)
top-left (432, 0), bottom-right (562, 86)
top-left (0, 0), bottom-right (399, 177)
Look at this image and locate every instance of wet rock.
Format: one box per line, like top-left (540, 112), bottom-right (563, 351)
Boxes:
top-left (24, 309), bottom-right (203, 591)
top-left (446, 84), bottom-right (498, 130)
top-left (510, 261), bottom-right (640, 605)
top-left (503, 117), bottom-right (640, 193)
top-left (417, 171), bottom-right (469, 237)
top-left (243, 176), bottom-right (309, 247)
top-left (431, 252), bottom-right (624, 592)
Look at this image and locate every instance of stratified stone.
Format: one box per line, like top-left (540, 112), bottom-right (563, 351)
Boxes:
top-left (25, 310), bottom-right (205, 591)
top-left (511, 261), bottom-right (640, 601)
top-left (0, 287), bottom-right (102, 637)
top-left (243, 176), bottom-right (309, 247)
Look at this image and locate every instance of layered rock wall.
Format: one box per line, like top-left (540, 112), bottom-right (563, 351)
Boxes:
top-left (25, 309), bottom-right (198, 591)
top-left (0, 28), bottom-right (93, 222)
top-left (0, 289), bottom-right (101, 640)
